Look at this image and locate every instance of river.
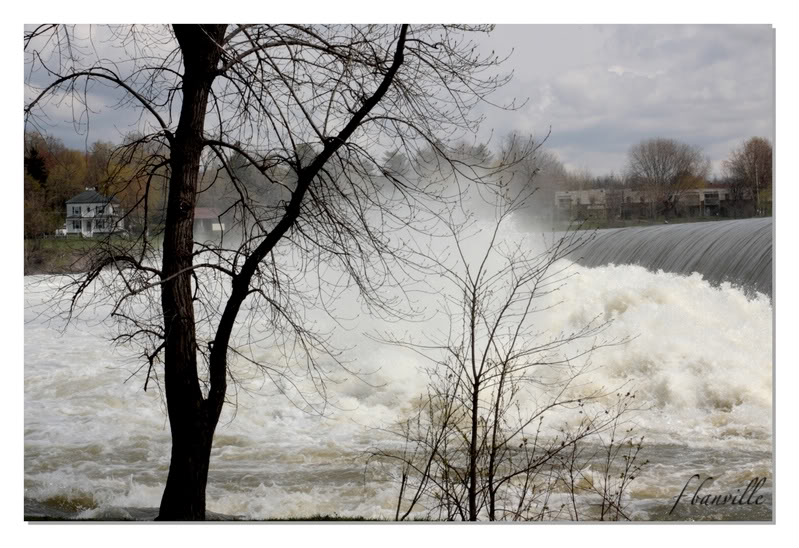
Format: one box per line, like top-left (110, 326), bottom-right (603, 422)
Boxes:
top-left (24, 219), bottom-right (773, 521)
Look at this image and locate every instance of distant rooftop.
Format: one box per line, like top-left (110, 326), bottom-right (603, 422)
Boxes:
top-left (65, 188), bottom-right (120, 204)
top-left (194, 207), bottom-right (222, 220)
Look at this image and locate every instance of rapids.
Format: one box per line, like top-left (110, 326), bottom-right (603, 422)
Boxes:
top-left (24, 245), bottom-right (773, 520)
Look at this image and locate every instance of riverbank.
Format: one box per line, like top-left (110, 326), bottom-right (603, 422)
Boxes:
top-left (23, 237), bottom-right (151, 275)
top-left (24, 238), bottom-right (96, 275)
top-left (24, 513), bottom-right (375, 522)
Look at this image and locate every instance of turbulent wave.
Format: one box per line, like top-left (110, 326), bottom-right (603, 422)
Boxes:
top-left (24, 231), bottom-right (773, 520)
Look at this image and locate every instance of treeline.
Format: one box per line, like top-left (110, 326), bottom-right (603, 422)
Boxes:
top-left (24, 131), bottom-right (773, 239)
top-left (24, 133), bottom-right (116, 238)
top-left (24, 132), bottom-right (171, 238)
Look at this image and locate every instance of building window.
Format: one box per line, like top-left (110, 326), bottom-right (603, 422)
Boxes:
top-left (72, 221), bottom-right (81, 230)
top-left (72, 206), bottom-right (80, 216)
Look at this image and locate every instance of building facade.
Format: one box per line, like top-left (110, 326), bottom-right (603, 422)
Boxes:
top-left (555, 186), bottom-right (756, 221)
top-left (65, 188), bottom-right (124, 237)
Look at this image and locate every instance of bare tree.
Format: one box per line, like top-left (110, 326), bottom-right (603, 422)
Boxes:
top-left (561, 167), bottom-right (594, 191)
top-left (24, 24), bottom-right (537, 520)
top-left (368, 185), bottom-right (643, 521)
top-left (604, 187), bottom-right (624, 222)
top-left (626, 137), bottom-right (710, 219)
top-left (723, 136), bottom-right (773, 216)
top-left (499, 130), bottom-right (566, 226)
top-left (554, 397), bottom-right (647, 521)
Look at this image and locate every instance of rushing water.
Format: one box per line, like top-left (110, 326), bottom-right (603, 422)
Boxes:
top-left (24, 221), bottom-right (773, 521)
top-left (570, 218), bottom-right (773, 297)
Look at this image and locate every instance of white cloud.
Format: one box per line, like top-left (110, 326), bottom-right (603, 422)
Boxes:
top-left (607, 65), bottom-right (666, 79)
top-left (476, 24), bottom-right (774, 176)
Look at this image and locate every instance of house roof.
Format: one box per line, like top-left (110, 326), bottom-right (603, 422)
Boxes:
top-left (66, 189), bottom-right (120, 204)
top-left (194, 207), bottom-right (222, 220)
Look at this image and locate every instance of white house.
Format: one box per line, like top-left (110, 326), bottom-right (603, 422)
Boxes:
top-left (65, 188), bottom-right (124, 237)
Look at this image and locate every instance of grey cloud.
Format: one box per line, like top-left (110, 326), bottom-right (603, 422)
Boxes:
top-left (24, 24), bottom-right (774, 178)
top-left (476, 24), bottom-right (774, 175)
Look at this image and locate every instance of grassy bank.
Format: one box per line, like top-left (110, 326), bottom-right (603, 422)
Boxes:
top-left (24, 238), bottom-right (96, 275)
top-left (23, 236), bottom-right (150, 275)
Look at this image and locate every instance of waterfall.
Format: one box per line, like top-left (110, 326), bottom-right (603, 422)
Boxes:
top-left (569, 218), bottom-right (772, 297)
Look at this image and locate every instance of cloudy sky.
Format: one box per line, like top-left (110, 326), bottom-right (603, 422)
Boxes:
top-left (476, 25), bottom-right (774, 176)
top-left (26, 24), bottom-right (774, 178)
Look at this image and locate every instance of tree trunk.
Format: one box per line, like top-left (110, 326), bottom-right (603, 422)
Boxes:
top-left (156, 415), bottom-right (216, 520)
top-left (468, 380), bottom-right (479, 521)
top-left (156, 24), bottom-right (227, 521)
top-left (153, 23), bottom-right (408, 520)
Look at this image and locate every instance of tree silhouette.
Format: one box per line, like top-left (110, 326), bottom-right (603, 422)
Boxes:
top-left (25, 24), bottom-right (535, 520)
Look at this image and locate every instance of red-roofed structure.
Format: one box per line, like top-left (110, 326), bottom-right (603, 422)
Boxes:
top-left (194, 207), bottom-right (221, 220)
top-left (194, 207), bottom-right (225, 238)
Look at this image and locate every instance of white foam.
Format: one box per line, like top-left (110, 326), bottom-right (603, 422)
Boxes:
top-left (24, 257), bottom-right (773, 519)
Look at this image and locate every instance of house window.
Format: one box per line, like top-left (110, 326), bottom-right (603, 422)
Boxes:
top-left (72, 206), bottom-right (80, 216)
top-left (72, 221), bottom-right (81, 230)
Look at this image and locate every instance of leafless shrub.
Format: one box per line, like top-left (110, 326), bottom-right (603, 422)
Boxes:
top-left (367, 184), bottom-right (646, 521)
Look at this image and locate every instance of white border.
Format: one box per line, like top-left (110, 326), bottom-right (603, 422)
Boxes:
top-left (4, 1), bottom-right (797, 547)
